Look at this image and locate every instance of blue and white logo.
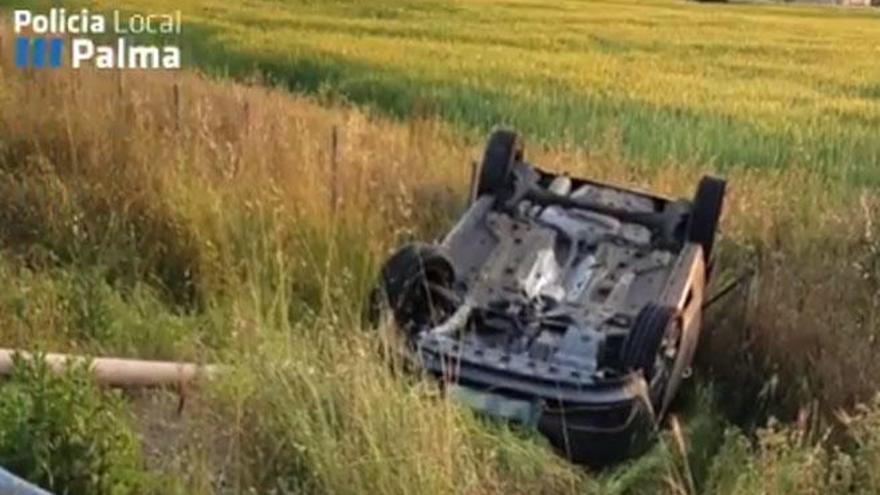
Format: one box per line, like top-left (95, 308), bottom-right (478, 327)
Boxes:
top-left (15, 37), bottom-right (64, 68)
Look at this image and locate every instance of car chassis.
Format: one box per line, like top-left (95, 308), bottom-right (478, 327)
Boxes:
top-left (373, 130), bottom-right (726, 465)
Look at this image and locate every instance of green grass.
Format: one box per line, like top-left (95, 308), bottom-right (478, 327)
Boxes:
top-left (0, 355), bottom-right (156, 494)
top-left (0, 58), bottom-right (876, 494)
top-left (15, 0), bottom-right (880, 183)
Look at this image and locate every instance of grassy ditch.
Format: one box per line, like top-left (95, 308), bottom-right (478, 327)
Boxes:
top-left (0, 57), bottom-right (877, 493)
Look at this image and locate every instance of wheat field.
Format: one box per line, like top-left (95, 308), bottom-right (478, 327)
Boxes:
top-left (34, 0), bottom-right (880, 183)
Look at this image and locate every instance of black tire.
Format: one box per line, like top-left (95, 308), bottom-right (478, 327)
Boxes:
top-left (475, 130), bottom-right (524, 198)
top-left (620, 304), bottom-right (677, 380)
top-left (687, 175), bottom-right (726, 262)
top-left (370, 243), bottom-right (456, 333)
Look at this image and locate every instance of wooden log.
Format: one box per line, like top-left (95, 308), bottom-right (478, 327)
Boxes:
top-left (0, 349), bottom-right (222, 388)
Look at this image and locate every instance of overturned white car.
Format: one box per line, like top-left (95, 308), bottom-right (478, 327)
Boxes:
top-left (372, 130), bottom-right (726, 465)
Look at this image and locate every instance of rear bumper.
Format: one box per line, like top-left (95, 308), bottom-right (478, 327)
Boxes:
top-left (449, 383), bottom-right (656, 466)
top-left (538, 395), bottom-right (656, 465)
top-left (417, 339), bottom-right (658, 466)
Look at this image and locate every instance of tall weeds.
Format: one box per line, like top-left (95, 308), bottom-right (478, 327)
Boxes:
top-left (0, 56), bottom-right (878, 493)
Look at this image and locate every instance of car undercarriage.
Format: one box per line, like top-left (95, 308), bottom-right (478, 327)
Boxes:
top-left (372, 130), bottom-right (726, 465)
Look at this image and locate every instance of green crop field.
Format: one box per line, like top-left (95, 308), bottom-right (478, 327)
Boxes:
top-left (54, 0), bottom-right (880, 183)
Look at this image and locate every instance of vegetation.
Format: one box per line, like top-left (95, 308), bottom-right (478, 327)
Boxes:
top-left (0, 0), bottom-right (879, 492)
top-left (0, 47), bottom-right (877, 493)
top-left (0, 355), bottom-right (149, 494)
top-left (17, 0), bottom-right (880, 183)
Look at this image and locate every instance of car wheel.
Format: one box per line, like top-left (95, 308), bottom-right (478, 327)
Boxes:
top-left (620, 304), bottom-right (677, 381)
top-left (370, 243), bottom-right (456, 335)
top-left (475, 129), bottom-right (524, 199)
top-left (687, 175), bottom-right (726, 262)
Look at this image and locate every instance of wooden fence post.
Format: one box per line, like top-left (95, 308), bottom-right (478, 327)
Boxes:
top-left (173, 82), bottom-right (181, 133)
top-left (331, 125), bottom-right (340, 216)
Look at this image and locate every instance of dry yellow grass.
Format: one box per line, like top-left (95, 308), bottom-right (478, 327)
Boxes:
top-left (0, 55), bottom-right (878, 493)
